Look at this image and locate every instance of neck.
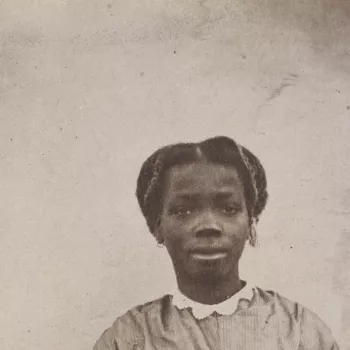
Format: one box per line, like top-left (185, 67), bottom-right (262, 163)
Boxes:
top-left (176, 267), bottom-right (244, 305)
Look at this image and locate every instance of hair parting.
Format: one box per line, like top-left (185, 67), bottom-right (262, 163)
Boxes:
top-left (136, 136), bottom-right (268, 235)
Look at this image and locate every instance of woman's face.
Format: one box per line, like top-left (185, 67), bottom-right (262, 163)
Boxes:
top-left (156, 162), bottom-right (250, 283)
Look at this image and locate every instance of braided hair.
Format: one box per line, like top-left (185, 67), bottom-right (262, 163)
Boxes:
top-left (136, 136), bottom-right (268, 235)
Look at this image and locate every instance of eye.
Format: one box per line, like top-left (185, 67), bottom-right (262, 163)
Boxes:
top-left (221, 204), bottom-right (240, 215)
top-left (171, 206), bottom-right (193, 217)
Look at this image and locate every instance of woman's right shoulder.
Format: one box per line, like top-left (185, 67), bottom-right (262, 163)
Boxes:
top-left (93, 295), bottom-right (171, 350)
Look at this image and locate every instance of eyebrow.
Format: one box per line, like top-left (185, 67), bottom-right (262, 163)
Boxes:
top-left (171, 193), bottom-right (199, 201)
top-left (214, 191), bottom-right (240, 200)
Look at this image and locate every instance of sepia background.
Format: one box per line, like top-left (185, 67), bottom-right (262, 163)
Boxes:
top-left (1, 0), bottom-right (350, 349)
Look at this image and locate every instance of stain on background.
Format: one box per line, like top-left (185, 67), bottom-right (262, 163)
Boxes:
top-left (0, 1), bottom-right (349, 349)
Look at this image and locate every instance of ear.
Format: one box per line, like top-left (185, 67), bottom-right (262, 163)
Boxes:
top-left (246, 217), bottom-right (252, 241)
top-left (153, 218), bottom-right (164, 244)
top-left (248, 220), bottom-right (257, 247)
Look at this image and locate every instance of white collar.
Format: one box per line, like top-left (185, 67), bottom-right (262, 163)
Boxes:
top-left (172, 282), bottom-right (254, 320)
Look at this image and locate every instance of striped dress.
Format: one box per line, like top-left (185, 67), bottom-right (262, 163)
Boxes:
top-left (94, 287), bottom-right (339, 350)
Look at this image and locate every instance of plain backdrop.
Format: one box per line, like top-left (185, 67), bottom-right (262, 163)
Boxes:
top-left (1, 0), bottom-right (350, 349)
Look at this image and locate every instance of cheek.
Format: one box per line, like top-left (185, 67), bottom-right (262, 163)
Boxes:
top-left (160, 218), bottom-right (188, 247)
top-left (223, 215), bottom-right (250, 239)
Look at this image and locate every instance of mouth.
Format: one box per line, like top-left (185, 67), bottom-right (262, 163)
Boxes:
top-left (191, 252), bottom-right (228, 260)
top-left (189, 248), bottom-right (229, 261)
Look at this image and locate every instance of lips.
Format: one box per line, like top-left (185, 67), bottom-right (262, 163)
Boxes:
top-left (189, 247), bottom-right (229, 260)
top-left (191, 252), bottom-right (228, 260)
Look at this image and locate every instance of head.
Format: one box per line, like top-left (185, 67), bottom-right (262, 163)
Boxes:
top-left (136, 136), bottom-right (268, 284)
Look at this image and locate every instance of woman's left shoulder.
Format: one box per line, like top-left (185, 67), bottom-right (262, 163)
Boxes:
top-left (254, 287), bottom-right (339, 349)
top-left (255, 287), bottom-right (326, 321)
top-left (254, 287), bottom-right (304, 317)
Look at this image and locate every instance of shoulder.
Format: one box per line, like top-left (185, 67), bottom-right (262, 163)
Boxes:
top-left (255, 286), bottom-right (331, 326)
top-left (93, 295), bottom-right (171, 350)
top-left (254, 287), bottom-right (339, 349)
top-left (254, 287), bottom-right (304, 317)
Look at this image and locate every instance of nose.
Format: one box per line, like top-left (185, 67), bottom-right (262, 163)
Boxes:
top-left (194, 211), bottom-right (222, 238)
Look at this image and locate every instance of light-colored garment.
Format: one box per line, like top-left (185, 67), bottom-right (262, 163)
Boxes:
top-left (94, 287), bottom-right (339, 350)
top-left (172, 282), bottom-right (253, 320)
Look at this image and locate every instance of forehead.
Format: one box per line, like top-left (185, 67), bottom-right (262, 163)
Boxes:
top-left (164, 162), bottom-right (244, 198)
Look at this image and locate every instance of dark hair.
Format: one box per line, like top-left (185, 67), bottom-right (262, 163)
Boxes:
top-left (136, 136), bottom-right (268, 235)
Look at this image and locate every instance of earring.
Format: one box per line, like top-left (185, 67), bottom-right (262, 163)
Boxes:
top-left (249, 220), bottom-right (258, 247)
top-left (157, 241), bottom-right (164, 248)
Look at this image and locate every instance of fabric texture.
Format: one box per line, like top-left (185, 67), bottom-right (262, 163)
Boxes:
top-left (172, 282), bottom-right (253, 320)
top-left (93, 288), bottom-right (339, 350)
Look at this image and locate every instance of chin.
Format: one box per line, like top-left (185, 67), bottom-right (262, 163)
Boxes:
top-left (188, 264), bottom-right (231, 284)
top-left (191, 271), bottom-right (226, 285)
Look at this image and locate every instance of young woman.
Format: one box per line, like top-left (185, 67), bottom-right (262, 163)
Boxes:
top-left (94, 136), bottom-right (339, 349)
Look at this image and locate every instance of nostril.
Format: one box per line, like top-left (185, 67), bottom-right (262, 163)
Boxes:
top-left (195, 228), bottom-right (222, 238)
